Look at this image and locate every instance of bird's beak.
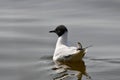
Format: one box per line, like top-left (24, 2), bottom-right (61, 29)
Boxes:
top-left (49, 30), bottom-right (56, 33)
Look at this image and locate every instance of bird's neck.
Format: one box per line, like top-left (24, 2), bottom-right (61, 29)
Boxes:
top-left (56, 32), bottom-right (68, 47)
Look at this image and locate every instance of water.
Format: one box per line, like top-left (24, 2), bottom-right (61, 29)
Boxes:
top-left (0, 0), bottom-right (120, 80)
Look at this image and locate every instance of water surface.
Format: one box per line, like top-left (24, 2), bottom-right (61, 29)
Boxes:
top-left (0, 0), bottom-right (120, 80)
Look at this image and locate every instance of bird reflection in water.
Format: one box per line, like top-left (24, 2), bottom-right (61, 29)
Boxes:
top-left (52, 42), bottom-right (92, 80)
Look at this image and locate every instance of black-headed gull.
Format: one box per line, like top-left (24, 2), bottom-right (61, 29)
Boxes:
top-left (49, 25), bottom-right (91, 80)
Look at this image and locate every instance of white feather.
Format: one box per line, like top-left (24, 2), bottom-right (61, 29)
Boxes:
top-left (53, 32), bottom-right (86, 68)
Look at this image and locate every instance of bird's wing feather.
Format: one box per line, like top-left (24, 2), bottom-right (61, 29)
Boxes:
top-left (54, 46), bottom-right (85, 61)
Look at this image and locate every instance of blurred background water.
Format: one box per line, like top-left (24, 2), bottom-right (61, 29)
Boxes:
top-left (0, 0), bottom-right (120, 80)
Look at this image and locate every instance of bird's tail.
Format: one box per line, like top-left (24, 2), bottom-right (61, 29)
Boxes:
top-left (77, 42), bottom-right (93, 58)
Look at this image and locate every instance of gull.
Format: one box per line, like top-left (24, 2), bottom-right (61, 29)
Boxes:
top-left (49, 25), bottom-right (91, 80)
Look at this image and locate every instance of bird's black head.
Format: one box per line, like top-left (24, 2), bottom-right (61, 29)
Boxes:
top-left (49, 25), bottom-right (68, 37)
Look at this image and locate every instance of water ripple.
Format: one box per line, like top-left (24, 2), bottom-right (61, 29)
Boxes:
top-left (85, 56), bottom-right (120, 64)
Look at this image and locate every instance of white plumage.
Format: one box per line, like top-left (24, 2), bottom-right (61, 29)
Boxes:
top-left (49, 25), bottom-right (92, 80)
top-left (50, 25), bottom-right (86, 69)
